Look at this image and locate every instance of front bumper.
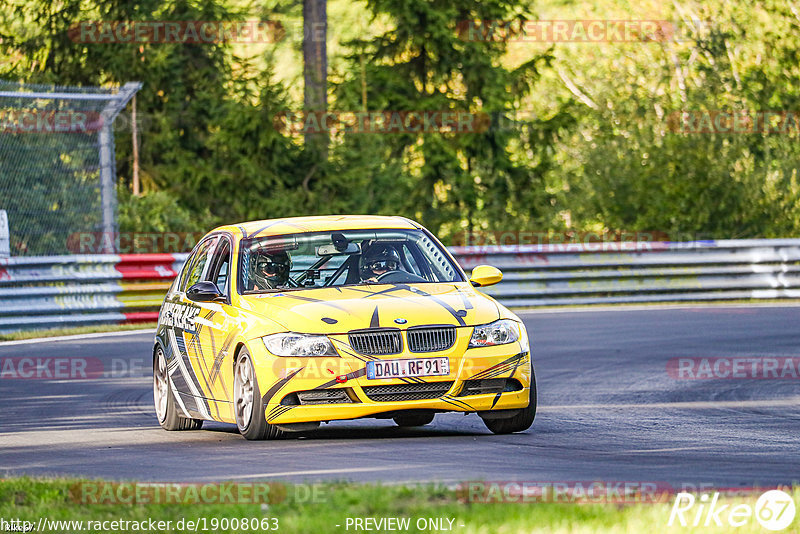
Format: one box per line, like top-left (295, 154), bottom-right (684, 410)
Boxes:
top-left (249, 328), bottom-right (532, 424)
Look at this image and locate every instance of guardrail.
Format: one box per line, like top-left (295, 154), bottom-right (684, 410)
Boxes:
top-left (1, 239), bottom-right (799, 332)
top-left (0, 254), bottom-right (186, 332)
top-left (453, 239), bottom-right (800, 306)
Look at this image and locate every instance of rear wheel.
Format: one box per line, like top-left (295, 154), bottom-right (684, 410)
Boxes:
top-left (393, 413), bottom-right (435, 427)
top-left (481, 370), bottom-right (537, 435)
top-left (234, 348), bottom-right (283, 440)
top-left (153, 346), bottom-right (203, 431)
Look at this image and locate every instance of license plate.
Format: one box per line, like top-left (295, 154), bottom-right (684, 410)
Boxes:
top-left (366, 357), bottom-right (450, 380)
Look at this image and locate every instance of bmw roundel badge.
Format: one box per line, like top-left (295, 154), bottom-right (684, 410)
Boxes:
top-left (394, 318), bottom-right (408, 325)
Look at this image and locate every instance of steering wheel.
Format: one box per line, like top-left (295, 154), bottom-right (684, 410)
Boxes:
top-left (375, 270), bottom-right (403, 282)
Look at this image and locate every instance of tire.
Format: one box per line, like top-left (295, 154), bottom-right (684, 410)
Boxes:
top-left (481, 369), bottom-right (537, 435)
top-left (393, 413), bottom-right (435, 427)
top-left (234, 348), bottom-right (283, 440)
top-left (153, 346), bottom-right (203, 431)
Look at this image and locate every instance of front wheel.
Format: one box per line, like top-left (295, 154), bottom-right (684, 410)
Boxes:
top-left (481, 371), bottom-right (537, 435)
top-left (234, 348), bottom-right (283, 440)
top-left (153, 346), bottom-right (203, 431)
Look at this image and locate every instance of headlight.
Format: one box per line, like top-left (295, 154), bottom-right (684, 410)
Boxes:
top-left (263, 333), bottom-right (338, 357)
top-left (469, 319), bottom-right (520, 348)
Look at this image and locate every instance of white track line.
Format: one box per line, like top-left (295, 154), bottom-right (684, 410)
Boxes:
top-left (216, 465), bottom-right (428, 480)
top-left (0, 329), bottom-right (154, 346)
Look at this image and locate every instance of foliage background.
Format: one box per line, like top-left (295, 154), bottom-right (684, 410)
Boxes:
top-left (2, 0), bottom-right (800, 247)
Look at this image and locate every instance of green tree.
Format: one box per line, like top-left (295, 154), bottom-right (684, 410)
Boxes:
top-left (329, 0), bottom-right (570, 242)
top-left (551, 0), bottom-right (800, 238)
top-left (0, 0), bottom-right (315, 235)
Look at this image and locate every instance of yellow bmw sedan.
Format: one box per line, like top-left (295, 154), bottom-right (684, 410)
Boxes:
top-left (152, 215), bottom-right (535, 440)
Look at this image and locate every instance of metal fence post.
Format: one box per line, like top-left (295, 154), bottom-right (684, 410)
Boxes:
top-left (0, 210), bottom-right (9, 257)
top-left (98, 124), bottom-right (115, 252)
top-left (99, 82), bottom-right (142, 253)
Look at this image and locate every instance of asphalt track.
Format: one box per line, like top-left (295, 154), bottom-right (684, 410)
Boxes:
top-left (1, 305), bottom-right (799, 487)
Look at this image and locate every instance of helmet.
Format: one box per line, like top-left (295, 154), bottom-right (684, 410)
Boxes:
top-left (360, 244), bottom-right (402, 280)
top-left (253, 250), bottom-right (292, 289)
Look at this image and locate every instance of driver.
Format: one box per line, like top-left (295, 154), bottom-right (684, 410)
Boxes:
top-left (252, 250), bottom-right (292, 290)
top-left (359, 244), bottom-right (403, 283)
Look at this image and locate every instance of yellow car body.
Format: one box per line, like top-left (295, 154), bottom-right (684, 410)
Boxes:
top-left (152, 215), bottom-right (535, 439)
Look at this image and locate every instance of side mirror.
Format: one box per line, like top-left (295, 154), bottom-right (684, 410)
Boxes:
top-left (186, 281), bottom-right (225, 302)
top-left (469, 265), bottom-right (503, 288)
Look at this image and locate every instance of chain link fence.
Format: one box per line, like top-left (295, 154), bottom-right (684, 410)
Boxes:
top-left (0, 81), bottom-right (140, 256)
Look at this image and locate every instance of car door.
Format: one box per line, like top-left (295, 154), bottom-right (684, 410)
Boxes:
top-left (184, 234), bottom-right (241, 422)
top-left (160, 235), bottom-right (219, 420)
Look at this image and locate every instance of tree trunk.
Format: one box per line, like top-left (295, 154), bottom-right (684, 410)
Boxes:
top-left (303, 0), bottom-right (328, 160)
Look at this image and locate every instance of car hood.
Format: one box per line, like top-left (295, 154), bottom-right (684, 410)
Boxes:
top-left (238, 283), bottom-right (500, 334)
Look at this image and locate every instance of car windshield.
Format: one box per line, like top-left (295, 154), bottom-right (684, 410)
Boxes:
top-left (239, 229), bottom-right (463, 293)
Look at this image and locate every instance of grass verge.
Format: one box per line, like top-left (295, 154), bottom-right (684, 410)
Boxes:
top-left (0, 323), bottom-right (157, 342)
top-left (0, 478), bottom-right (796, 533)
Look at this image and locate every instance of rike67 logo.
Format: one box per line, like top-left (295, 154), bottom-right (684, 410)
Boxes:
top-left (669, 490), bottom-right (796, 531)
